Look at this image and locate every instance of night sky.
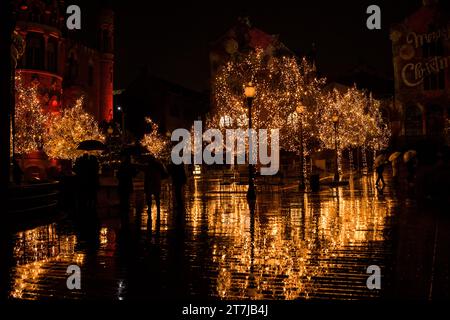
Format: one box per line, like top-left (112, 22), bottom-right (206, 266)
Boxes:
top-left (95, 0), bottom-right (450, 92)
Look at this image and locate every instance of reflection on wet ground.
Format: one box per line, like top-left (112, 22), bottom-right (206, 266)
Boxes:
top-left (2, 175), bottom-right (449, 300)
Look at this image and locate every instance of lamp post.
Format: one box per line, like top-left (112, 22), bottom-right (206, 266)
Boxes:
top-left (116, 105), bottom-right (125, 143)
top-left (296, 104), bottom-right (305, 190)
top-left (244, 82), bottom-right (256, 200)
top-left (116, 105), bottom-right (125, 131)
top-left (332, 115), bottom-right (339, 183)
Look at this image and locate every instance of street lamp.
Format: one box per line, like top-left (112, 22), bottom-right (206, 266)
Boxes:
top-left (244, 82), bottom-right (256, 200)
top-left (116, 105), bottom-right (125, 141)
top-left (332, 114), bottom-right (339, 183)
top-left (296, 104), bottom-right (306, 190)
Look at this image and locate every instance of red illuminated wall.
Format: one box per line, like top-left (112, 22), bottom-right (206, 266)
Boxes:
top-left (14, 0), bottom-right (114, 123)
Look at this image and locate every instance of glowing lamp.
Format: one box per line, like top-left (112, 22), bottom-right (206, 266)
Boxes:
top-left (51, 99), bottom-right (59, 108)
top-left (244, 82), bottom-right (256, 98)
top-left (296, 104), bottom-right (305, 114)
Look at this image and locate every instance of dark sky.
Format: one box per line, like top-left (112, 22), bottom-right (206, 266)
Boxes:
top-left (107, 0), bottom-right (448, 91)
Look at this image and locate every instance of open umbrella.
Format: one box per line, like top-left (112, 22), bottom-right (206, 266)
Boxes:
top-left (389, 152), bottom-right (402, 162)
top-left (403, 150), bottom-right (417, 163)
top-left (374, 154), bottom-right (387, 167)
top-left (77, 140), bottom-right (106, 151)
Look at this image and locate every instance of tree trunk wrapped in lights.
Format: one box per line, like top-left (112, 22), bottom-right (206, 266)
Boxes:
top-left (44, 97), bottom-right (104, 160)
top-left (14, 76), bottom-right (48, 155)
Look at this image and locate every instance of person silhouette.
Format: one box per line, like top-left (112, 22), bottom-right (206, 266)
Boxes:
top-left (144, 156), bottom-right (165, 217)
top-left (87, 155), bottom-right (99, 211)
top-left (117, 154), bottom-right (137, 221)
top-left (74, 153), bottom-right (90, 213)
top-left (375, 155), bottom-right (386, 189)
top-left (168, 163), bottom-right (186, 209)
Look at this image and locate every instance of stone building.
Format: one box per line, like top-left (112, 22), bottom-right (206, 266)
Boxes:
top-left (13, 0), bottom-right (114, 121)
top-left (390, 0), bottom-right (450, 146)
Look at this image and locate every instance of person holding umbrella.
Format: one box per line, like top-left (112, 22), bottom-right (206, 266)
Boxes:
top-left (73, 153), bottom-right (90, 213)
top-left (143, 155), bottom-right (166, 217)
top-left (389, 151), bottom-right (402, 184)
top-left (117, 153), bottom-right (137, 222)
top-left (374, 152), bottom-right (387, 189)
top-left (75, 140), bottom-right (105, 214)
top-left (404, 150), bottom-right (417, 185)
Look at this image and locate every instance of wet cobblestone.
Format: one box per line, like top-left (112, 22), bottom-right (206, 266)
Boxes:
top-left (3, 175), bottom-right (449, 300)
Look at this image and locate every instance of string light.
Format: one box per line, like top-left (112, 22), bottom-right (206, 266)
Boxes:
top-left (44, 97), bottom-right (104, 160)
top-left (140, 117), bottom-right (170, 160)
top-left (209, 48), bottom-right (390, 165)
top-left (14, 75), bottom-right (48, 155)
top-left (317, 87), bottom-right (390, 172)
top-left (209, 49), bottom-right (325, 158)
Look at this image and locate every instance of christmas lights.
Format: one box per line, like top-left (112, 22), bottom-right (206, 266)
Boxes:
top-left (141, 117), bottom-right (170, 160)
top-left (44, 97), bottom-right (104, 160)
top-left (14, 75), bottom-right (48, 155)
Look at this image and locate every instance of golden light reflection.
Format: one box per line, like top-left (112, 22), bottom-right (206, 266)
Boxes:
top-left (185, 179), bottom-right (395, 300)
top-left (10, 223), bottom-right (82, 299)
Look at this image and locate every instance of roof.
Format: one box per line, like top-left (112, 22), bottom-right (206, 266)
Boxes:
top-left (210, 17), bottom-right (293, 56)
top-left (402, 2), bottom-right (449, 33)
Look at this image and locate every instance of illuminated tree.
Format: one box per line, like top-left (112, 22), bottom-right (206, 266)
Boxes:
top-left (317, 86), bottom-right (390, 173)
top-left (141, 117), bottom-right (170, 160)
top-left (210, 49), bottom-right (325, 156)
top-left (281, 58), bottom-right (325, 156)
top-left (44, 97), bottom-right (104, 160)
top-left (14, 76), bottom-right (48, 155)
top-left (364, 94), bottom-right (390, 151)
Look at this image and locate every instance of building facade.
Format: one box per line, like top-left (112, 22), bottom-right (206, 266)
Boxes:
top-left (390, 0), bottom-right (450, 145)
top-left (13, 0), bottom-right (114, 122)
top-left (117, 68), bottom-right (208, 140)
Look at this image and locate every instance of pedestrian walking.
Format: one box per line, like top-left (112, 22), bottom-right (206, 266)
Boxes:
top-left (73, 153), bottom-right (90, 212)
top-left (403, 150), bottom-right (417, 185)
top-left (376, 162), bottom-right (386, 188)
top-left (87, 155), bottom-right (100, 211)
top-left (144, 156), bottom-right (166, 216)
top-left (117, 154), bottom-right (137, 216)
top-left (374, 153), bottom-right (387, 189)
top-left (168, 163), bottom-right (186, 209)
top-left (389, 152), bottom-right (401, 185)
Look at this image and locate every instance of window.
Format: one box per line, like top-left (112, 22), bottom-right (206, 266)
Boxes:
top-left (424, 70), bottom-right (445, 91)
top-left (26, 34), bottom-right (44, 70)
top-left (47, 40), bottom-right (57, 73)
top-left (422, 40), bottom-right (444, 58)
top-left (404, 105), bottom-right (422, 136)
top-left (422, 39), bottom-right (445, 91)
top-left (30, 7), bottom-right (42, 23)
top-left (426, 105), bottom-right (444, 136)
top-left (67, 53), bottom-right (78, 82)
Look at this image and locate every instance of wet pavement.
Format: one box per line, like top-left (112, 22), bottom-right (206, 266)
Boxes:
top-left (2, 174), bottom-right (449, 301)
